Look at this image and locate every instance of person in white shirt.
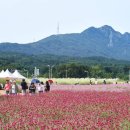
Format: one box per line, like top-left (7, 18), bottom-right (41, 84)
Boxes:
top-left (37, 82), bottom-right (44, 94)
top-left (11, 81), bottom-right (18, 95)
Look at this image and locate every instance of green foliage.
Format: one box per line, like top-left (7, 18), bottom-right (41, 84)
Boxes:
top-left (0, 52), bottom-right (130, 80)
top-left (120, 120), bottom-right (130, 130)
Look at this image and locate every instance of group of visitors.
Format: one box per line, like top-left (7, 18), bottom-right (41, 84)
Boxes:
top-left (4, 80), bottom-right (18, 95)
top-left (21, 79), bottom-right (50, 95)
top-left (4, 79), bottom-right (50, 95)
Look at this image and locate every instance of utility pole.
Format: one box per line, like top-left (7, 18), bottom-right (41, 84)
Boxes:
top-left (65, 69), bottom-right (68, 78)
top-left (48, 65), bottom-right (54, 79)
top-left (48, 65), bottom-right (51, 79)
top-left (50, 65), bottom-right (54, 78)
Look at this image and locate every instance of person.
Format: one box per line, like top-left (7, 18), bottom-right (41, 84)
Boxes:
top-left (103, 80), bottom-right (106, 84)
top-left (45, 81), bottom-right (50, 92)
top-left (21, 79), bottom-right (28, 95)
top-left (0, 82), bottom-right (3, 90)
top-left (95, 79), bottom-right (98, 85)
top-left (11, 80), bottom-right (18, 95)
top-left (37, 82), bottom-right (44, 94)
top-left (89, 80), bottom-right (92, 85)
top-left (4, 80), bottom-right (11, 95)
top-left (29, 83), bottom-right (36, 95)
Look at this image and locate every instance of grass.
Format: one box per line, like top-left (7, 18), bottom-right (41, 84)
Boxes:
top-left (120, 120), bottom-right (130, 130)
top-left (0, 77), bottom-right (125, 85)
top-left (38, 78), bottom-right (120, 85)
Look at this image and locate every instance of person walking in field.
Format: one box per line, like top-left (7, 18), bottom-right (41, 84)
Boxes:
top-left (29, 83), bottom-right (36, 95)
top-left (11, 80), bottom-right (18, 95)
top-left (103, 80), bottom-right (106, 84)
top-left (45, 81), bottom-right (50, 92)
top-left (4, 80), bottom-right (11, 95)
top-left (37, 82), bottom-right (44, 94)
top-left (89, 80), bottom-right (92, 85)
top-left (21, 79), bottom-right (28, 95)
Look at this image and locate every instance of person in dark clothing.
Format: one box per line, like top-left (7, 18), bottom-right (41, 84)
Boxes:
top-left (45, 81), bottom-right (50, 92)
top-left (90, 80), bottom-right (92, 85)
top-left (29, 83), bottom-right (36, 95)
top-left (103, 80), bottom-right (106, 84)
top-left (21, 79), bottom-right (28, 95)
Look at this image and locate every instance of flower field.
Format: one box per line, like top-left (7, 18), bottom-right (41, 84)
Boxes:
top-left (0, 90), bottom-right (130, 129)
top-left (51, 84), bottom-right (130, 92)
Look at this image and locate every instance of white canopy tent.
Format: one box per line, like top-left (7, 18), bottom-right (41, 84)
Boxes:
top-left (0, 70), bottom-right (5, 77)
top-left (12, 70), bottom-right (26, 79)
top-left (0, 69), bottom-right (14, 78)
top-left (0, 69), bottom-right (26, 79)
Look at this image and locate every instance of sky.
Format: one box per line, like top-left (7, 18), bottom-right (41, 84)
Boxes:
top-left (0, 0), bottom-right (130, 43)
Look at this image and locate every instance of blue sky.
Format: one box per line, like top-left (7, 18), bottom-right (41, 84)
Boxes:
top-left (0, 0), bottom-right (130, 43)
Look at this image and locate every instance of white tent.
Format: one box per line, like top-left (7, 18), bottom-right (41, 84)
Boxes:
top-left (0, 70), bottom-right (5, 77)
top-left (12, 70), bottom-right (26, 79)
top-left (2, 69), bottom-right (14, 78)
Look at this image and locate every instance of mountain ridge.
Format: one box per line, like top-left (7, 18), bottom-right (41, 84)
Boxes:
top-left (0, 25), bottom-right (130, 60)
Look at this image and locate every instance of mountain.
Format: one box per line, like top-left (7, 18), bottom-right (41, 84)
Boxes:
top-left (0, 25), bottom-right (130, 60)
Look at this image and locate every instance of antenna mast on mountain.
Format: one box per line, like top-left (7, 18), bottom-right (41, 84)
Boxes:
top-left (57, 22), bottom-right (59, 35)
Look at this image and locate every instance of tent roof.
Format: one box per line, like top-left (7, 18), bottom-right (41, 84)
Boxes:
top-left (12, 70), bottom-right (26, 79)
top-left (0, 69), bottom-right (14, 78)
top-left (0, 70), bottom-right (5, 78)
top-left (0, 70), bottom-right (4, 75)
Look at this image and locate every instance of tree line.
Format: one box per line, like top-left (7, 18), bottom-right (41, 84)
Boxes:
top-left (0, 52), bottom-right (130, 80)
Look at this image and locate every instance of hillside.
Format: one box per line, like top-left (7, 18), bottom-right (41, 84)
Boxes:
top-left (0, 25), bottom-right (130, 60)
